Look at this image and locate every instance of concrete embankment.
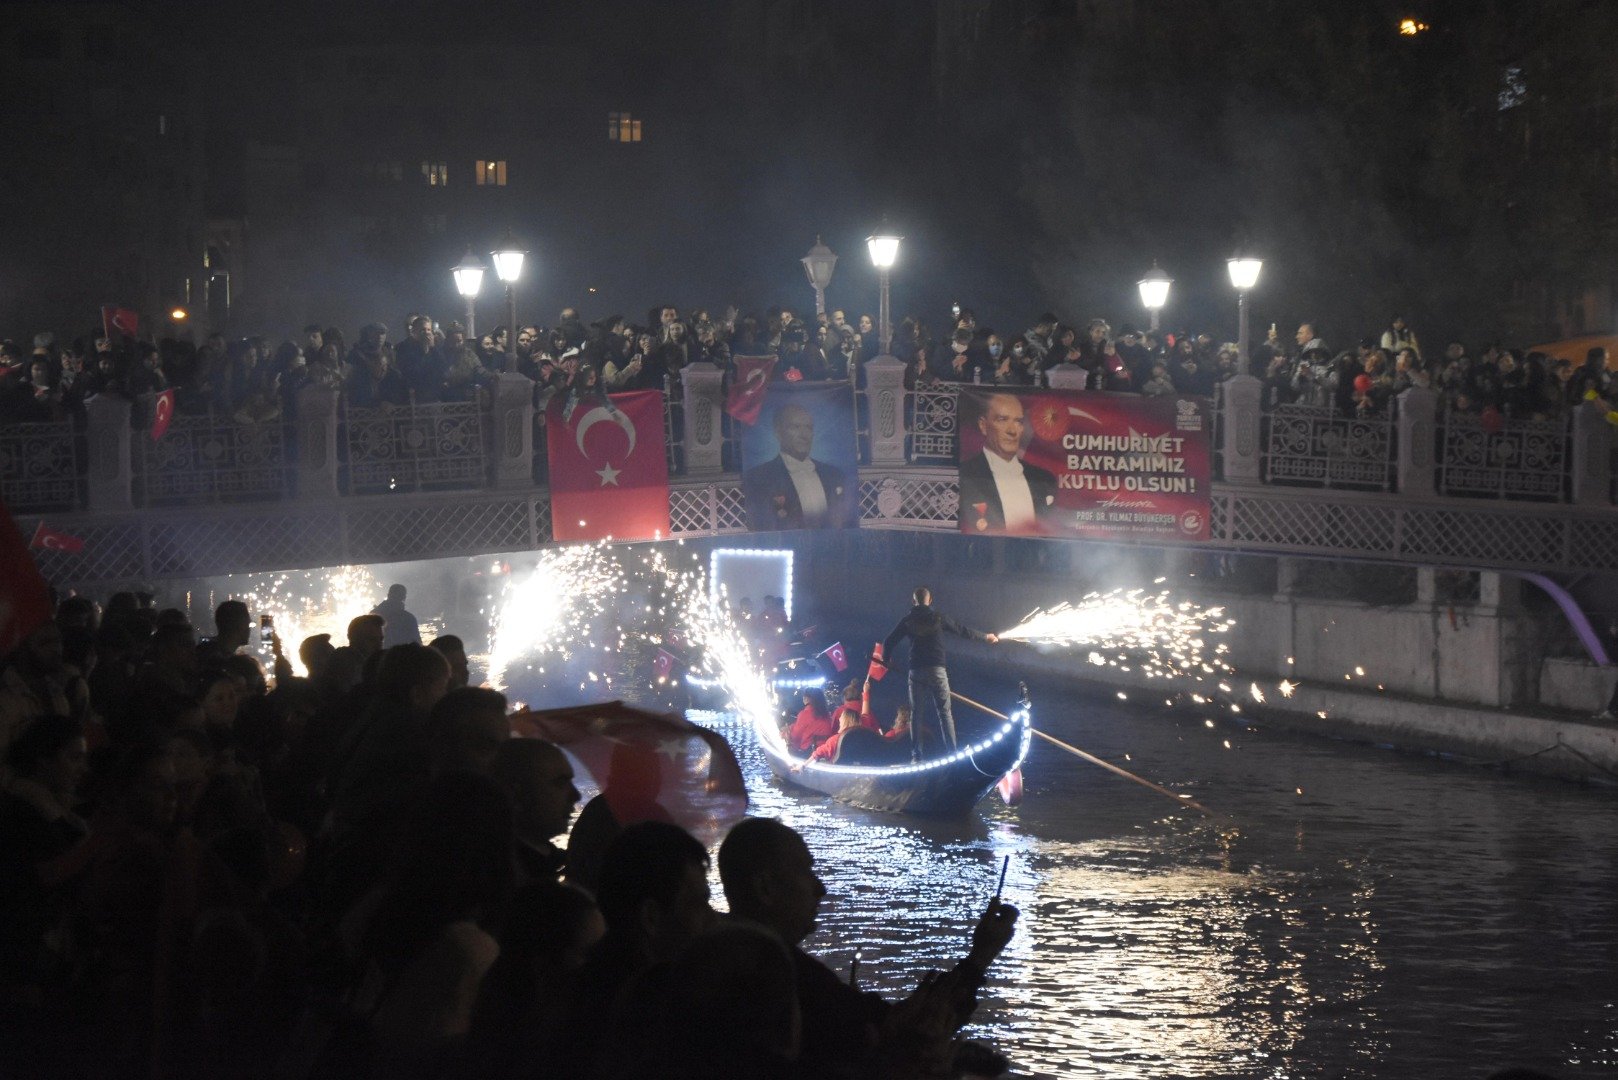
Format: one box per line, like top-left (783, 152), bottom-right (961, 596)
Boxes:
top-left (801, 548), bottom-right (1618, 786)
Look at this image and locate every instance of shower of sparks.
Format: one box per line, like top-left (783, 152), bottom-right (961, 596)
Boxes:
top-left (1249, 683), bottom-right (1266, 704)
top-left (226, 565), bottom-right (383, 675)
top-left (1278, 679), bottom-right (1297, 699)
top-left (486, 544), bottom-right (626, 691)
top-left (997, 589), bottom-right (1236, 683)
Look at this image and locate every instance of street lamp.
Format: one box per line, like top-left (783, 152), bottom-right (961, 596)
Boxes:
top-left (491, 234), bottom-right (526, 371)
top-left (452, 250), bottom-right (485, 338)
top-left (1227, 254), bottom-right (1263, 368)
top-left (866, 230), bottom-right (901, 357)
top-left (801, 236), bottom-right (838, 319)
top-left (1137, 262), bottom-right (1172, 333)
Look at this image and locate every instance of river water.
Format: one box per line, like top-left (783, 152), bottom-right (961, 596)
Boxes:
top-left (679, 666), bottom-right (1618, 1080)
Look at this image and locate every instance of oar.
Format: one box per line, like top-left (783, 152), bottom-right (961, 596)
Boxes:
top-left (949, 690), bottom-right (1217, 818)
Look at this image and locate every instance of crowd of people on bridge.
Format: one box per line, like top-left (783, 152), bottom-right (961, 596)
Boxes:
top-left (3, 303), bottom-right (1611, 428)
top-left (0, 587), bottom-right (1019, 1079)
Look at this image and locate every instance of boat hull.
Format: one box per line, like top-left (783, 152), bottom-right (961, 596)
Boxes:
top-left (760, 712), bottom-right (1031, 816)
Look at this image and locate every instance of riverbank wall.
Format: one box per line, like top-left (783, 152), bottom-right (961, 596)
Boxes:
top-left (796, 537), bottom-right (1618, 785)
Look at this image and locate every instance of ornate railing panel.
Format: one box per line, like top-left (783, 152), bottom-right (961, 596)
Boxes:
top-left (344, 401), bottom-right (487, 493)
top-left (134, 414), bottom-right (287, 506)
top-left (0, 420), bottom-right (80, 512)
top-left (860, 470), bottom-right (959, 530)
top-left (1264, 406), bottom-right (1395, 491)
top-left (668, 481), bottom-right (748, 537)
top-left (909, 388), bottom-right (959, 464)
top-left (1438, 412), bottom-right (1568, 501)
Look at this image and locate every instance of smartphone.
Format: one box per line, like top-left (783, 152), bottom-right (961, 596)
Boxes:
top-left (260, 613), bottom-right (275, 644)
top-left (951, 302), bottom-right (962, 317)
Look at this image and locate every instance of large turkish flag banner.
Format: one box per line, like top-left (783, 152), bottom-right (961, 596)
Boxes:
top-left (546, 390), bottom-right (670, 543)
top-left (1, 498), bottom-right (53, 655)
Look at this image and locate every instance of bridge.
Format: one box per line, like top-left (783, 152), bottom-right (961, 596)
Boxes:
top-left (7, 359), bottom-right (1618, 588)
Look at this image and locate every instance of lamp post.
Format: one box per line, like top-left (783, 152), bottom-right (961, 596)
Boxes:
top-left (491, 234), bottom-right (526, 373)
top-left (866, 230), bottom-right (901, 356)
top-left (801, 236), bottom-right (838, 319)
top-left (1137, 262), bottom-right (1172, 334)
top-left (452, 250), bottom-right (485, 338)
top-left (1227, 254), bottom-right (1263, 368)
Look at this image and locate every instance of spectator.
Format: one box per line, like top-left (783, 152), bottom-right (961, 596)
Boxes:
top-left (1380, 314), bottom-right (1420, 358)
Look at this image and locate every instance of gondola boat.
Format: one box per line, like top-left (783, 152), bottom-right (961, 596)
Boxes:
top-left (758, 694), bottom-right (1032, 816)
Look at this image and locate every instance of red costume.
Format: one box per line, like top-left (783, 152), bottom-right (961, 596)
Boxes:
top-left (809, 730), bottom-right (846, 763)
top-left (788, 704), bottom-right (837, 753)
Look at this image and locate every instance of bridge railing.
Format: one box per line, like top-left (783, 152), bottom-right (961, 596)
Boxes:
top-left (0, 419), bottom-right (82, 513)
top-left (21, 369), bottom-right (1618, 515)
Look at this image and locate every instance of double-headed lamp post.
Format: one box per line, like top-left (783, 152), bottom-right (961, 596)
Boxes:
top-left (1137, 262), bottom-right (1172, 334)
top-left (801, 236), bottom-right (838, 319)
top-left (866, 231), bottom-right (901, 356)
top-left (452, 250), bottom-right (485, 338)
top-left (491, 235), bottom-right (526, 372)
top-left (1227, 254), bottom-right (1263, 368)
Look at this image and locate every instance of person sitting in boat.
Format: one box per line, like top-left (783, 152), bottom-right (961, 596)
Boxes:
top-left (785, 689), bottom-right (837, 756)
top-left (800, 709), bottom-right (863, 768)
top-left (835, 678), bottom-right (881, 733)
top-left (883, 704), bottom-right (913, 743)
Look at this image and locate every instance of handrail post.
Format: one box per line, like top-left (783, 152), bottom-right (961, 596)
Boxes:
top-left (1219, 372), bottom-right (1263, 484)
top-left (864, 355), bottom-right (907, 466)
top-left (295, 384), bottom-right (341, 499)
top-left (1571, 400), bottom-right (1613, 506)
top-left (85, 393), bottom-right (134, 512)
top-left (681, 361), bottom-right (725, 476)
top-left (1395, 385), bottom-right (1437, 497)
top-left (489, 372), bottom-right (537, 490)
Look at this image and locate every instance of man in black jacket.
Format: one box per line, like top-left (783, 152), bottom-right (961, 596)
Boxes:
top-left (882, 586), bottom-right (999, 759)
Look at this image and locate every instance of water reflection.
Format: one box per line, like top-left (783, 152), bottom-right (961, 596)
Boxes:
top-left (694, 695), bottom-right (1618, 1079)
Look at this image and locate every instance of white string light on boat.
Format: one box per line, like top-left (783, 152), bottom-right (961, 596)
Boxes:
top-left (783, 704), bottom-right (1033, 777)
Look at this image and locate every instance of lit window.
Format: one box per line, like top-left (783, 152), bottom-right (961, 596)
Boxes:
top-left (421, 161), bottom-right (447, 186)
top-left (1498, 65), bottom-right (1526, 111)
top-left (475, 159), bottom-right (508, 186)
top-left (609, 112), bottom-right (642, 143)
top-left (1397, 18), bottom-right (1430, 35)
top-left (158, 114), bottom-right (168, 136)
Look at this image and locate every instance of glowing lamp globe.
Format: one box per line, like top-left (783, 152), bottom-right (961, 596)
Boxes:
top-left (491, 238), bottom-right (526, 284)
top-left (453, 251), bottom-right (486, 298)
top-left (1138, 263), bottom-right (1172, 312)
top-left (1227, 256), bottom-right (1263, 291)
top-left (867, 233), bottom-right (901, 270)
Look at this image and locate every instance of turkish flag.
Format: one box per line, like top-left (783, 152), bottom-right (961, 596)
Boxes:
top-left (151, 389), bottom-right (175, 441)
top-left (867, 641), bottom-right (888, 682)
top-left (725, 355), bottom-right (776, 424)
top-left (0, 499), bottom-right (53, 655)
top-left (821, 641), bottom-right (848, 672)
top-left (30, 522), bottom-right (85, 554)
top-left (510, 700), bottom-right (748, 842)
top-left (653, 648), bottom-right (677, 679)
top-left (546, 390), bottom-right (669, 543)
top-left (101, 305), bottom-right (139, 340)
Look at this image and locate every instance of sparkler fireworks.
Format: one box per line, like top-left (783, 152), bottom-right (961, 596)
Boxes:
top-left (997, 588), bottom-right (1236, 684)
top-left (223, 564), bottom-right (386, 675)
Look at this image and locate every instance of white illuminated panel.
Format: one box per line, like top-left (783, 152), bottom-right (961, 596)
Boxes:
top-left (709, 547), bottom-right (794, 621)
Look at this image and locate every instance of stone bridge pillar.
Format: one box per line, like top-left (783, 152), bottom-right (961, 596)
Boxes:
top-left (864, 356), bottom-right (908, 466)
top-left (1571, 400), bottom-right (1613, 507)
top-left (1219, 373), bottom-right (1263, 484)
top-left (1395, 385), bottom-right (1437, 497)
top-left (296, 385), bottom-right (340, 499)
top-left (681, 362), bottom-right (725, 476)
top-left (489, 373), bottom-right (536, 490)
top-left (85, 393), bottom-right (133, 512)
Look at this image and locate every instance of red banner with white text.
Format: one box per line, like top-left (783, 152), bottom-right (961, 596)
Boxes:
top-left (957, 388), bottom-right (1210, 541)
top-left (546, 390), bottom-right (670, 543)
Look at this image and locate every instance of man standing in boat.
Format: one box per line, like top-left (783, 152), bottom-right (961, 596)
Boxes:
top-left (882, 586), bottom-right (999, 760)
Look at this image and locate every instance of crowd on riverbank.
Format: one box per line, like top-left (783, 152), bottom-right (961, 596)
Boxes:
top-left (2, 304), bottom-right (1610, 427)
top-left (0, 588), bottom-right (1018, 1079)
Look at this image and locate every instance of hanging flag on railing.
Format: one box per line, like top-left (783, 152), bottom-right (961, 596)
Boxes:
top-left (725, 355), bottom-right (777, 424)
top-left (0, 499), bottom-right (53, 655)
top-left (151, 388), bottom-right (176, 442)
top-left (30, 522), bottom-right (85, 554)
top-left (546, 390), bottom-right (670, 543)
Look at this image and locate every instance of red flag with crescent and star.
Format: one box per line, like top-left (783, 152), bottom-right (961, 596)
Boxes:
top-left (546, 389), bottom-right (669, 543)
top-left (101, 305), bottom-right (139, 340)
top-left (724, 355), bottom-right (776, 424)
top-left (821, 641), bottom-right (848, 672)
top-left (151, 389), bottom-right (176, 442)
top-left (30, 522), bottom-right (85, 554)
top-left (0, 499), bottom-right (54, 655)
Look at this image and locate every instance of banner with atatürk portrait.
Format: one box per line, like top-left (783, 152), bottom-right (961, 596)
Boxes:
top-left (957, 388), bottom-right (1210, 542)
top-left (546, 390), bottom-right (671, 542)
top-left (739, 383), bottom-right (859, 532)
